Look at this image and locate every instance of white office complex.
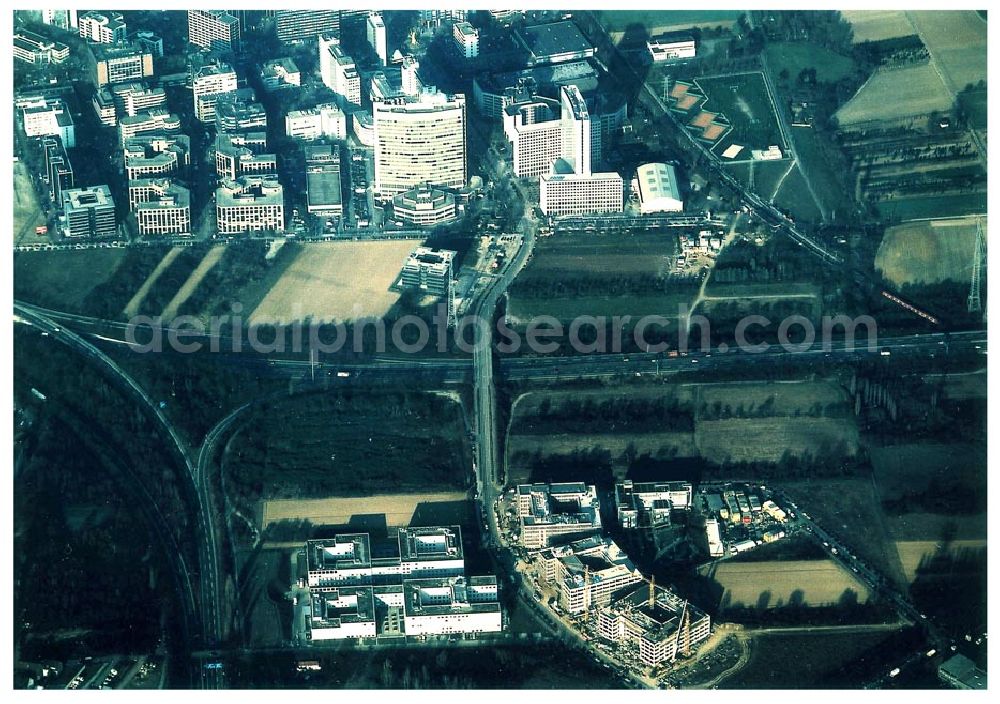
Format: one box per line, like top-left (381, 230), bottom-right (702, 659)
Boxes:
top-left (214, 133), bottom-right (276, 180)
top-left (78, 11), bottom-right (127, 45)
top-left (285, 104), bottom-right (346, 141)
top-left (298, 528), bottom-right (502, 642)
top-left (319, 36), bottom-right (361, 109)
top-left (703, 518), bottom-right (725, 557)
top-left (453, 21), bottom-right (479, 58)
top-left (534, 536), bottom-right (643, 614)
top-left (118, 108), bottom-right (181, 146)
top-left (17, 96), bottom-right (75, 147)
top-left (128, 178), bottom-right (191, 237)
top-left (516, 482), bottom-right (602, 549)
top-left (367, 12), bottom-right (387, 66)
top-left (615, 480), bottom-right (692, 530)
top-left (14, 31), bottom-right (70, 65)
top-left (60, 186), bottom-right (116, 238)
top-left (392, 185), bottom-right (457, 227)
top-left (635, 162), bottom-right (684, 213)
top-left (215, 175), bottom-right (285, 234)
top-left (187, 10), bottom-right (240, 52)
top-left (598, 585), bottom-right (711, 667)
top-left (373, 91), bottom-right (467, 198)
top-left (400, 56), bottom-right (421, 96)
top-left (400, 246), bottom-right (455, 296)
top-left (260, 57), bottom-right (301, 91)
top-left (192, 63), bottom-right (238, 122)
top-left (647, 33), bottom-right (696, 61)
top-left (539, 170), bottom-right (624, 217)
top-left (94, 82), bottom-right (167, 125)
top-left (123, 134), bottom-right (190, 181)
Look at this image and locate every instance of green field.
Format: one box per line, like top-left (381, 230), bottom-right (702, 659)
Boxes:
top-left (14, 248), bottom-right (129, 312)
top-left (876, 193), bottom-right (987, 222)
top-left (786, 126), bottom-right (853, 220)
top-left (959, 88), bottom-right (988, 130)
top-left (696, 73), bottom-right (786, 156)
top-left (597, 10), bottom-right (742, 34)
top-left (765, 42), bottom-right (857, 84)
top-left (772, 163), bottom-right (824, 223)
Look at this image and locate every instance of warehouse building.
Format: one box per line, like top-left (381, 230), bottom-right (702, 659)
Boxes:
top-left (514, 21), bottom-right (596, 66)
top-left (647, 33), bottom-right (696, 62)
top-left (635, 162), bottom-right (684, 213)
top-left (517, 482), bottom-right (602, 549)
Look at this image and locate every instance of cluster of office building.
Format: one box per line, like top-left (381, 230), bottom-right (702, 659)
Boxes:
top-left (296, 527), bottom-right (502, 641)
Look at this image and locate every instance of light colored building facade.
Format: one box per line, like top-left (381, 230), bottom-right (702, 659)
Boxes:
top-left (92, 44), bottom-right (153, 86)
top-left (304, 144), bottom-right (342, 215)
top-left (306, 587), bottom-right (377, 642)
top-left (615, 480), bottom-right (692, 530)
top-left (635, 162), bottom-right (683, 213)
top-left (285, 104), bottom-right (346, 141)
top-left (214, 132), bottom-right (275, 180)
top-left (118, 109), bottom-right (180, 146)
top-left (400, 56), bottom-right (420, 96)
top-left (539, 170), bottom-right (624, 217)
top-left (124, 134), bottom-right (190, 181)
top-left (452, 21), bottom-right (479, 58)
top-left (129, 178), bottom-right (191, 237)
top-left (400, 246), bottom-right (455, 296)
top-left (260, 57), bottom-right (301, 91)
top-left (516, 482), bottom-right (602, 549)
top-left (17, 96), bottom-right (75, 147)
top-left (214, 89), bottom-right (267, 133)
top-left (647, 34), bottom-right (696, 61)
top-left (319, 35), bottom-right (361, 109)
top-left (534, 536), bottom-right (643, 614)
top-left (275, 10), bottom-right (344, 43)
top-left (14, 31), bottom-right (70, 64)
top-left (403, 577), bottom-right (502, 635)
top-left (60, 186), bottom-right (116, 238)
top-left (366, 12), bottom-right (387, 65)
top-left (187, 10), bottom-right (240, 52)
top-left (192, 63), bottom-right (238, 122)
top-left (78, 11), bottom-right (127, 45)
top-left (215, 175), bottom-right (285, 234)
top-left (392, 184), bottom-right (457, 226)
top-left (373, 91), bottom-right (467, 198)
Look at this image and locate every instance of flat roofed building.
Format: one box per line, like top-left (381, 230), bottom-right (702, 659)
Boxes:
top-left (615, 480), bottom-right (693, 530)
top-left (539, 170), bottom-right (624, 217)
top-left (261, 57), bottom-right (301, 91)
top-left (367, 12), bottom-right (387, 66)
top-left (214, 132), bottom-right (275, 179)
top-left (133, 31), bottom-right (164, 58)
top-left (118, 108), bottom-right (181, 146)
top-left (187, 10), bottom-right (240, 53)
top-left (353, 111), bottom-right (375, 147)
top-left (319, 35), bottom-right (361, 109)
top-left (473, 61), bottom-right (598, 118)
top-left (40, 136), bottom-right (74, 206)
top-left (398, 526), bottom-right (465, 577)
top-left (215, 174), bottom-right (285, 234)
top-left (124, 134), bottom-right (190, 181)
top-left (306, 535), bottom-right (372, 587)
top-left (14, 30), bottom-right (70, 65)
top-left (214, 89), bottom-right (267, 133)
top-left (306, 586), bottom-right (377, 641)
top-left (17, 95), bottom-right (75, 147)
top-left (305, 144), bottom-right (342, 215)
top-left (192, 63), bottom-right (238, 123)
top-left (285, 104), bottom-right (346, 142)
top-left (517, 482), bottom-right (602, 549)
top-left (392, 183), bottom-right (457, 226)
top-left (514, 21), bottom-right (595, 66)
top-left (647, 33), bottom-right (696, 61)
top-left (400, 246), bottom-right (455, 297)
top-left (453, 21), bottom-right (479, 59)
top-left (598, 585), bottom-right (711, 667)
top-left (92, 44), bottom-right (154, 86)
top-left (373, 91), bottom-right (467, 198)
top-left (79, 11), bottom-right (127, 45)
top-left (109, 82), bottom-right (167, 118)
top-left (535, 536), bottom-right (643, 614)
top-left (61, 185), bottom-right (116, 238)
top-left (938, 654), bottom-right (987, 690)
top-left (275, 10), bottom-right (342, 43)
top-left (129, 178), bottom-right (191, 237)
top-left (403, 576), bottom-right (502, 636)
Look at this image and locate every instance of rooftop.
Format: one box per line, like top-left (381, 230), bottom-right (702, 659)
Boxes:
top-left (309, 586), bottom-right (375, 629)
top-left (398, 526), bottom-right (463, 563)
top-left (307, 535), bottom-right (371, 572)
top-left (477, 61), bottom-right (598, 97)
top-left (63, 185), bottom-right (114, 210)
top-left (516, 21), bottom-right (594, 62)
top-left (403, 576), bottom-right (500, 617)
top-left (131, 178), bottom-right (191, 208)
top-left (606, 584), bottom-right (705, 643)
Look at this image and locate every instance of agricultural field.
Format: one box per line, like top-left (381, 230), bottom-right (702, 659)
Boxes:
top-left (874, 217), bottom-right (982, 286)
top-left (841, 11), bottom-right (915, 43)
top-left (122, 247), bottom-right (183, 318)
top-left (875, 193), bottom-right (987, 223)
top-left (907, 11), bottom-right (987, 93)
top-left (160, 244), bottom-right (226, 319)
top-left (834, 64), bottom-right (953, 125)
top-left (597, 9), bottom-right (742, 37)
top-left (249, 239), bottom-right (421, 325)
top-left (262, 492), bottom-right (469, 529)
top-left (695, 73), bottom-right (787, 156)
top-left (13, 161), bottom-right (45, 245)
top-left (701, 559), bottom-right (871, 608)
top-left (765, 42), bottom-right (856, 84)
top-left (225, 390), bottom-right (471, 501)
top-left (14, 248), bottom-right (128, 311)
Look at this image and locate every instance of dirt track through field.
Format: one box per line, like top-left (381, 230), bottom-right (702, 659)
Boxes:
top-left (122, 246), bottom-right (183, 318)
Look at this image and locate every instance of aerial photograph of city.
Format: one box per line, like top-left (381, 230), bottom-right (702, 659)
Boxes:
top-left (8, 3), bottom-right (990, 693)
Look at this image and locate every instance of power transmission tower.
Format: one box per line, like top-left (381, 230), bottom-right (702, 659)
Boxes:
top-left (967, 217), bottom-right (985, 314)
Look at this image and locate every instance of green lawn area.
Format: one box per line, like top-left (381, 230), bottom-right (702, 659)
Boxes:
top-left (696, 73), bottom-right (786, 155)
top-left (773, 164), bottom-right (824, 223)
top-left (876, 193), bottom-right (987, 222)
top-left (787, 127), bottom-right (855, 221)
top-left (597, 9), bottom-right (742, 33)
top-left (14, 249), bottom-right (128, 312)
top-left (765, 42), bottom-right (857, 83)
top-left (751, 159), bottom-right (795, 199)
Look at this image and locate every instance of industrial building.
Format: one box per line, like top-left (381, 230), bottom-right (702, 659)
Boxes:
top-left (635, 163), bottom-right (684, 213)
top-left (60, 186), bottom-right (116, 238)
top-left (123, 134), bottom-right (190, 181)
top-left (453, 21), bottom-right (480, 59)
top-left (534, 536), bottom-right (643, 614)
top-left (192, 63), bottom-right (238, 123)
top-left (304, 144), bottom-right (342, 215)
top-left (118, 108), bottom-right (181, 146)
top-left (214, 133), bottom-right (276, 180)
top-left (319, 35), bottom-right (361, 109)
top-left (615, 480), bottom-right (692, 530)
top-left (516, 482), bottom-right (602, 549)
top-left (187, 10), bottom-right (240, 53)
top-left (215, 174), bottom-right (285, 234)
top-left (129, 178), bottom-right (191, 237)
top-left (400, 246), bottom-right (455, 297)
top-left (17, 96), bottom-right (75, 147)
top-left (514, 21), bottom-right (596, 66)
top-left (91, 44), bottom-right (154, 86)
top-left (373, 90), bottom-right (467, 198)
top-left (78, 11), bottom-right (127, 45)
top-left (367, 12), bottom-right (387, 66)
top-left (14, 30), bottom-right (70, 65)
top-left (391, 184), bottom-right (457, 226)
top-left (647, 33), bottom-right (696, 61)
top-left (260, 57), bottom-right (301, 92)
top-left (597, 585), bottom-right (711, 667)
top-left (285, 104), bottom-right (346, 141)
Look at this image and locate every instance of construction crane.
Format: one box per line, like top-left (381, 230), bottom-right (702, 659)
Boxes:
top-left (968, 216), bottom-right (986, 315)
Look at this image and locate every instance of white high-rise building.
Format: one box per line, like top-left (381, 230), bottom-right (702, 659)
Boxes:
top-left (452, 21), bottom-right (479, 59)
top-left (559, 84), bottom-right (591, 176)
top-left (192, 63), bottom-right (238, 123)
top-left (373, 91), bottom-right (467, 199)
top-left (366, 12), bottom-right (387, 66)
top-left (78, 11), bottom-right (127, 44)
top-left (319, 35), bottom-right (361, 109)
top-left (540, 170), bottom-right (624, 217)
top-left (285, 104), bottom-right (347, 141)
top-left (187, 10), bottom-right (240, 52)
top-left (400, 56), bottom-right (420, 96)
top-left (504, 84), bottom-right (596, 180)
